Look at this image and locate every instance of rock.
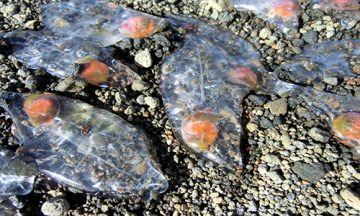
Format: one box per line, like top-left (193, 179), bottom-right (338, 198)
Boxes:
top-left (323, 77), bottom-right (338, 85)
top-left (41, 198), bottom-right (70, 216)
top-left (292, 39), bottom-right (305, 47)
top-left (263, 155), bottom-right (281, 166)
top-left (144, 96), bottom-right (159, 109)
top-left (1, 4), bottom-right (17, 16)
top-left (259, 28), bottom-right (272, 39)
top-left (136, 95), bottom-right (146, 105)
top-left (264, 98), bottom-right (288, 115)
top-left (246, 123), bottom-right (258, 132)
top-left (340, 188), bottom-right (360, 211)
top-left (267, 170), bottom-right (284, 184)
top-left (292, 161), bottom-right (327, 183)
top-left (302, 31), bottom-right (318, 44)
top-left (24, 20), bottom-right (37, 29)
top-left (260, 117), bottom-right (273, 129)
top-left (353, 65), bottom-right (360, 75)
top-left (131, 80), bottom-right (149, 92)
top-left (135, 49), bottom-right (152, 68)
top-left (24, 75), bottom-right (38, 90)
top-left (248, 95), bottom-right (268, 106)
top-left (248, 200), bottom-right (257, 212)
top-left (55, 77), bottom-right (87, 93)
top-left (308, 127), bottom-right (330, 143)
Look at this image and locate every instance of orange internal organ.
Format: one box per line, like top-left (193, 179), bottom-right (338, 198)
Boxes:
top-left (272, 0), bottom-right (299, 19)
top-left (226, 66), bottom-right (258, 90)
top-left (121, 16), bottom-right (155, 38)
top-left (80, 60), bottom-right (110, 86)
top-left (181, 112), bottom-right (219, 151)
top-left (23, 94), bottom-right (60, 126)
top-left (333, 112), bottom-right (360, 141)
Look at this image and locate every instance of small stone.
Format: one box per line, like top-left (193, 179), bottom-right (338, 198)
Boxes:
top-left (263, 155), bottom-right (281, 166)
top-left (131, 80), bottom-right (149, 92)
top-left (55, 77), bottom-right (87, 93)
top-left (1, 4), bottom-right (17, 16)
top-left (264, 98), bottom-right (288, 115)
top-left (41, 198), bottom-right (70, 216)
top-left (144, 96), bottom-right (159, 109)
top-left (24, 20), bottom-right (37, 29)
top-left (353, 65), bottom-right (360, 75)
top-left (135, 49), bottom-right (152, 68)
top-left (25, 75), bottom-right (38, 90)
top-left (323, 77), bottom-right (338, 85)
top-left (246, 122), bottom-right (258, 132)
top-left (340, 188), bottom-right (360, 210)
top-left (124, 106), bottom-right (136, 115)
top-left (259, 28), bottom-right (272, 39)
top-left (136, 95), bottom-right (146, 105)
top-left (213, 197), bottom-right (223, 204)
top-left (248, 200), bottom-right (257, 212)
top-left (302, 31), bottom-right (318, 44)
top-left (267, 170), bottom-right (284, 184)
top-left (326, 31), bottom-right (335, 39)
top-left (292, 161), bottom-right (327, 183)
top-left (308, 127), bottom-right (330, 143)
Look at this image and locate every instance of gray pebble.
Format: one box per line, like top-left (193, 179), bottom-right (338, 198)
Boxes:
top-left (292, 161), bottom-right (327, 183)
top-left (41, 198), bottom-right (70, 216)
top-left (135, 49), bottom-right (153, 68)
top-left (308, 127), bottom-right (330, 143)
top-left (302, 31), bottom-right (318, 44)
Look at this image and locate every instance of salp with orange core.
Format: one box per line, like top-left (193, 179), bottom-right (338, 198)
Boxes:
top-left (225, 65), bottom-right (258, 90)
top-left (121, 16), bottom-right (155, 38)
top-left (79, 60), bottom-right (110, 86)
top-left (333, 112), bottom-right (360, 142)
top-left (271, 0), bottom-right (299, 19)
top-left (23, 94), bottom-right (60, 126)
top-left (333, 0), bottom-right (359, 10)
top-left (181, 111), bottom-right (219, 151)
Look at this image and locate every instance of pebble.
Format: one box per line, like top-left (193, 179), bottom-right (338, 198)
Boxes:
top-left (135, 49), bottom-right (153, 68)
top-left (259, 28), bottom-right (272, 39)
top-left (302, 31), bottom-right (318, 44)
top-left (55, 77), bottom-right (87, 93)
top-left (144, 96), bottom-right (159, 109)
top-left (292, 161), bottom-right (327, 183)
top-left (267, 171), bottom-right (284, 184)
top-left (263, 155), bottom-right (281, 166)
top-left (264, 98), bottom-right (288, 115)
top-left (131, 80), bottom-right (149, 91)
top-left (246, 122), bottom-right (258, 132)
top-left (308, 127), bottom-right (330, 143)
top-left (323, 77), bottom-right (338, 85)
top-left (41, 198), bottom-right (70, 216)
top-left (340, 188), bottom-right (360, 211)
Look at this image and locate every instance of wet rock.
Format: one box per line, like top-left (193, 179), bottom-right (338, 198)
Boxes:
top-left (308, 127), bottom-right (330, 143)
top-left (302, 31), bottom-right (318, 44)
top-left (264, 98), bottom-right (288, 115)
top-left (340, 188), bottom-right (360, 211)
top-left (246, 122), bottom-right (258, 132)
top-left (55, 77), bottom-right (87, 93)
top-left (263, 155), bottom-right (281, 166)
top-left (41, 198), bottom-right (70, 216)
top-left (24, 75), bottom-right (38, 90)
top-left (131, 80), bottom-right (149, 92)
top-left (259, 28), bottom-right (272, 39)
top-left (292, 161), bottom-right (327, 183)
top-left (267, 170), bottom-right (284, 184)
top-left (135, 49), bottom-right (153, 68)
top-left (144, 96), bottom-right (159, 109)
top-left (323, 77), bottom-right (338, 85)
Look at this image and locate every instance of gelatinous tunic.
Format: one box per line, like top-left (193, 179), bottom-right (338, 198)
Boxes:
top-left (265, 76), bottom-right (360, 153)
top-left (231, 0), bottom-right (300, 35)
top-left (0, 92), bottom-right (168, 198)
top-left (3, 31), bottom-right (139, 88)
top-left (278, 40), bottom-right (360, 85)
top-left (161, 19), bottom-right (266, 172)
top-left (42, 0), bottom-right (167, 46)
top-left (0, 147), bottom-right (36, 197)
top-left (312, 0), bottom-right (360, 29)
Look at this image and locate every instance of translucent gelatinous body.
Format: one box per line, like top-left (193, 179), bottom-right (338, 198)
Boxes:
top-left (0, 147), bottom-right (37, 197)
top-left (232, 0), bottom-right (300, 34)
top-left (43, 0), bottom-right (167, 46)
top-left (313, 0), bottom-right (360, 29)
top-left (2, 31), bottom-right (139, 88)
top-left (278, 40), bottom-right (360, 85)
top-left (162, 18), bottom-right (266, 172)
top-left (265, 76), bottom-right (360, 153)
top-left (0, 92), bottom-right (168, 198)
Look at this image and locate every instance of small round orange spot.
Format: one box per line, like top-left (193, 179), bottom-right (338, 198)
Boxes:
top-left (121, 16), bottom-right (156, 38)
top-left (272, 0), bottom-right (299, 19)
top-left (181, 111), bottom-right (219, 151)
top-left (226, 66), bottom-right (258, 90)
top-left (23, 94), bottom-right (60, 126)
top-left (79, 60), bottom-right (109, 86)
top-left (333, 112), bottom-right (360, 141)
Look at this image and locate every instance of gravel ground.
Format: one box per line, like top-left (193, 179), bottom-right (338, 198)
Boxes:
top-left (0, 0), bottom-right (360, 215)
